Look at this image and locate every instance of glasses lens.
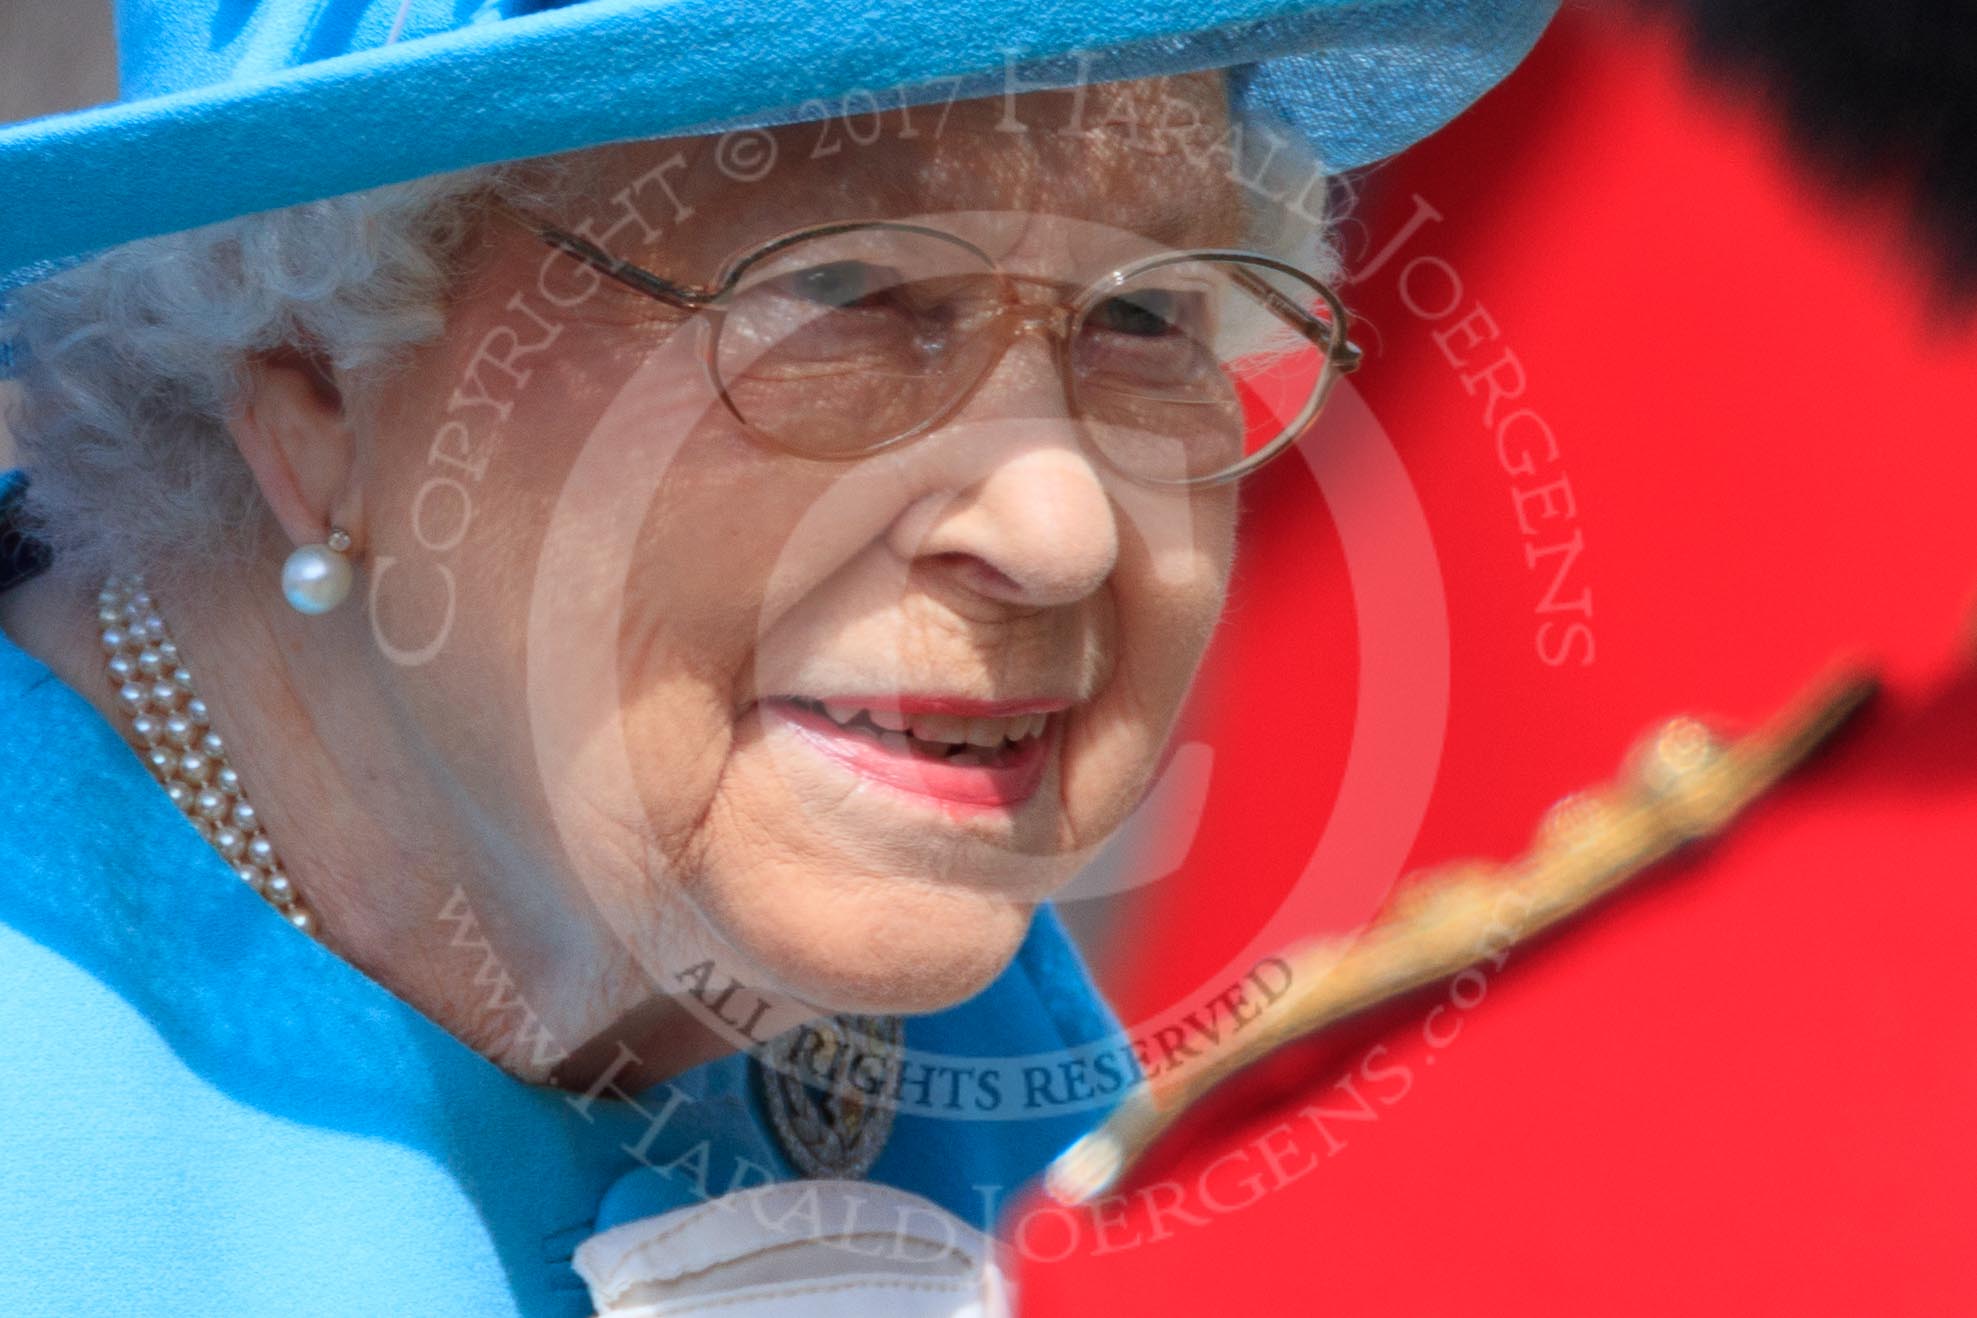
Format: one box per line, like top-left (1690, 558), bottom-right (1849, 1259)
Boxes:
top-left (711, 226), bottom-right (1001, 457)
top-left (1071, 256), bottom-right (1342, 485)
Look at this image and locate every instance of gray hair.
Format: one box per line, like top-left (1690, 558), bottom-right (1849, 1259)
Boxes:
top-left (1, 94), bottom-right (1335, 590)
top-left (0, 155), bottom-right (594, 588)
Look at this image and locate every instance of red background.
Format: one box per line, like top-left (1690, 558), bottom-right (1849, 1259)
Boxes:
top-left (1023, 4), bottom-right (1977, 1314)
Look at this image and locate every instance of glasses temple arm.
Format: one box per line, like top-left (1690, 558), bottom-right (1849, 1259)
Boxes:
top-left (1228, 265), bottom-right (1364, 374)
top-left (489, 203), bottom-right (724, 308)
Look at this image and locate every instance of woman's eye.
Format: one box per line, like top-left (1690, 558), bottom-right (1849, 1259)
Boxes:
top-left (782, 260), bottom-right (901, 308)
top-left (1088, 288), bottom-right (1203, 338)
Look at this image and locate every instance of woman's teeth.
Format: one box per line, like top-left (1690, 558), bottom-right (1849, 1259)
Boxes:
top-left (802, 700), bottom-right (1050, 752)
top-left (771, 694), bottom-right (1057, 804)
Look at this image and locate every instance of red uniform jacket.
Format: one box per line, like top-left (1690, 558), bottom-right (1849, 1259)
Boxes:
top-left (1023, 6), bottom-right (1977, 1314)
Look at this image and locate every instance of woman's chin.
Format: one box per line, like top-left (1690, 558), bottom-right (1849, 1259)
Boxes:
top-left (693, 859), bottom-right (1044, 1017)
top-left (617, 709), bottom-right (1117, 1018)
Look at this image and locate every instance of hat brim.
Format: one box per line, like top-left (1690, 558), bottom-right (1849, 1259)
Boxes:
top-left (0, 0), bottom-right (1556, 289)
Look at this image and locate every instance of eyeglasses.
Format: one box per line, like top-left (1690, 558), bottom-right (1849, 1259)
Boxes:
top-left (494, 203), bottom-right (1363, 488)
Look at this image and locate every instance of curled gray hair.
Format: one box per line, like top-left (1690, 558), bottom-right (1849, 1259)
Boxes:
top-left (0, 155), bottom-right (596, 589)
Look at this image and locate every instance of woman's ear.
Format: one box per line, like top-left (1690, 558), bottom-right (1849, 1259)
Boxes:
top-left (225, 344), bottom-right (365, 548)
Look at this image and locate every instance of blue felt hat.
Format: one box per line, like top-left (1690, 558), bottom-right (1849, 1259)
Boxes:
top-left (0, 0), bottom-right (1557, 293)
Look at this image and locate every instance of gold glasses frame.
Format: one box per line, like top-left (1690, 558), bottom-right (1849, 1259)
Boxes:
top-left (492, 202), bottom-right (1364, 488)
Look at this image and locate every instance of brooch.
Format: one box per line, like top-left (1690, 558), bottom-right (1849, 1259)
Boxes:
top-left (754, 1013), bottom-right (905, 1180)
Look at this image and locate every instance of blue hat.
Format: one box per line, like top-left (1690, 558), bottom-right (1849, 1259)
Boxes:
top-left (0, 0), bottom-right (1556, 292)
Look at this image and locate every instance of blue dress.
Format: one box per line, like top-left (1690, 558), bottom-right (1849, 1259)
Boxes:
top-left (0, 471), bottom-right (1124, 1315)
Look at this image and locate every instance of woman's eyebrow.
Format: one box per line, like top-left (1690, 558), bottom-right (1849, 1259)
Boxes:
top-left (1119, 193), bottom-right (1248, 249)
top-left (1161, 202), bottom-right (1238, 246)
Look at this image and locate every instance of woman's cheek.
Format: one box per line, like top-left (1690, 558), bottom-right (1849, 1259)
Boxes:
top-left (1048, 631), bottom-right (1174, 853)
top-left (1125, 505), bottom-right (1233, 702)
top-left (1077, 534), bottom-right (1229, 825)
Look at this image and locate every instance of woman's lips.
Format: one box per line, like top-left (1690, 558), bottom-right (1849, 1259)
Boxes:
top-left (763, 696), bottom-right (1057, 810)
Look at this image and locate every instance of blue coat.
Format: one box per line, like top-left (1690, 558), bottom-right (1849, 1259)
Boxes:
top-left (0, 475), bottom-right (1124, 1315)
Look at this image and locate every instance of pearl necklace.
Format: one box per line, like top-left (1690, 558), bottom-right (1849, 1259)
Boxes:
top-left (97, 575), bottom-right (318, 937)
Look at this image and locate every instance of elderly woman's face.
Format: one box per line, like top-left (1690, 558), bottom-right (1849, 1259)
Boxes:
top-left (358, 73), bottom-right (1250, 1016)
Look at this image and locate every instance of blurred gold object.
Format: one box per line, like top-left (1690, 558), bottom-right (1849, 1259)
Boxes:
top-left (1046, 667), bottom-right (1879, 1207)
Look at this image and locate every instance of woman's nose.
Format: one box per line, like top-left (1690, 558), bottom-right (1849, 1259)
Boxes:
top-left (885, 332), bottom-right (1120, 611)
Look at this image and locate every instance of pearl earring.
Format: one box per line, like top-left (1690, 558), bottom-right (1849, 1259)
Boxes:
top-left (281, 527), bottom-right (353, 615)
